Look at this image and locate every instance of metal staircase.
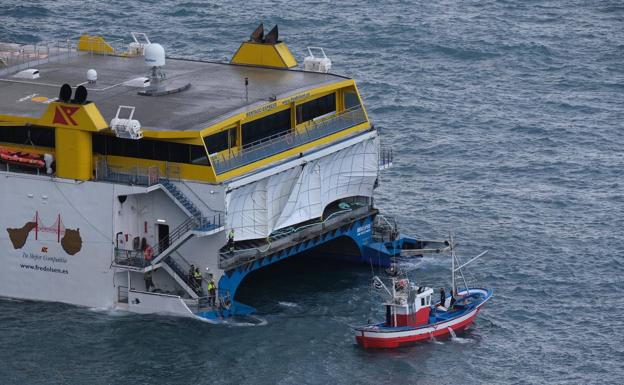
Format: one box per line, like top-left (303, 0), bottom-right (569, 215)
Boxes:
top-left (161, 252), bottom-right (202, 299)
top-left (151, 179), bottom-right (222, 274)
top-left (160, 179), bottom-right (221, 231)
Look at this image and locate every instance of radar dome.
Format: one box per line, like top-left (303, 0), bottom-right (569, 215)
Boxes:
top-left (144, 43), bottom-right (165, 67)
top-left (86, 69), bottom-right (97, 82)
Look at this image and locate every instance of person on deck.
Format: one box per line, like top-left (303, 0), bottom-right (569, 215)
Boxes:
top-left (193, 268), bottom-right (203, 295)
top-left (207, 276), bottom-right (216, 307)
top-left (227, 229), bottom-right (235, 254)
top-left (439, 287), bottom-right (446, 307)
top-left (449, 289), bottom-right (457, 309)
top-left (188, 264), bottom-right (195, 287)
top-left (144, 271), bottom-right (154, 292)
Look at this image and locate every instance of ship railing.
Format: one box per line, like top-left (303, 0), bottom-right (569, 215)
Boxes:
top-left (379, 147), bottom-right (394, 169)
top-left (153, 213), bottom-right (222, 262)
top-left (94, 158), bottom-right (160, 187)
top-left (372, 214), bottom-right (398, 243)
top-left (164, 163), bottom-right (181, 182)
top-left (0, 36), bottom-right (132, 76)
top-left (0, 39), bottom-right (81, 76)
top-left (189, 288), bottom-right (232, 312)
top-left (165, 251), bottom-right (220, 300)
top-left (113, 248), bottom-right (148, 269)
top-left (218, 205), bottom-right (374, 270)
top-left (155, 217), bottom-right (197, 256)
top-left (0, 162), bottom-right (51, 176)
top-left (209, 106), bottom-right (368, 175)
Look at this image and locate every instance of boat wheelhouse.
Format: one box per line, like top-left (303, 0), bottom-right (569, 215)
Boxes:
top-left (0, 28), bottom-right (442, 321)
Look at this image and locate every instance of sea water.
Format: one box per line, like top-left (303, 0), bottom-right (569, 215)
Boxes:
top-left (1, 1), bottom-right (623, 384)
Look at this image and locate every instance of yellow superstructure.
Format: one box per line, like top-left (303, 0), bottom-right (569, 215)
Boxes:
top-left (231, 41), bottom-right (298, 68)
top-left (0, 33), bottom-right (371, 185)
top-left (76, 35), bottom-right (115, 55)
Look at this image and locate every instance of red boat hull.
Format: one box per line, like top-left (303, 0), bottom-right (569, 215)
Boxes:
top-left (355, 307), bottom-right (482, 349)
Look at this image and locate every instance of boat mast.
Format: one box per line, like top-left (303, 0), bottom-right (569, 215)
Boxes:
top-left (450, 233), bottom-right (456, 294)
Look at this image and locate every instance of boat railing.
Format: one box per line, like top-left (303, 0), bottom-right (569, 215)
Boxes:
top-left (113, 248), bottom-right (148, 269)
top-left (0, 39), bottom-right (80, 76)
top-left (0, 36), bottom-right (130, 76)
top-left (219, 205), bottom-right (374, 270)
top-left (209, 106), bottom-right (368, 175)
top-left (94, 158), bottom-right (160, 187)
top-left (379, 147), bottom-right (394, 169)
top-left (372, 214), bottom-right (398, 242)
top-left (190, 288), bottom-right (232, 312)
top-left (166, 251), bottom-right (221, 300)
top-left (0, 161), bottom-right (51, 177)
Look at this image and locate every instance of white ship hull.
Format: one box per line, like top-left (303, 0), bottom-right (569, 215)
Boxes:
top-left (0, 135), bottom-right (382, 319)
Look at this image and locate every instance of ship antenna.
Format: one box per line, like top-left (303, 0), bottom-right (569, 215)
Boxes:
top-left (245, 77), bottom-right (249, 102)
top-left (450, 232), bottom-right (456, 295)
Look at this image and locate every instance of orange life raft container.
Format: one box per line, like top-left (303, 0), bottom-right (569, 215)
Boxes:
top-left (0, 147), bottom-right (46, 169)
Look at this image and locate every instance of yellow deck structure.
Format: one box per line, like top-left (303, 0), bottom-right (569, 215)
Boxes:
top-left (0, 33), bottom-right (371, 183)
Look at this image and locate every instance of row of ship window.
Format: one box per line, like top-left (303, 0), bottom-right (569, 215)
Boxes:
top-left (0, 91), bottom-right (359, 165)
top-left (204, 92), bottom-right (337, 154)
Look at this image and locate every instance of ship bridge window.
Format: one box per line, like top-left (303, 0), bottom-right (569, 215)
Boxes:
top-left (0, 126), bottom-right (55, 148)
top-left (344, 90), bottom-right (361, 110)
top-left (296, 93), bottom-right (336, 124)
top-left (242, 108), bottom-right (291, 146)
top-left (92, 134), bottom-right (209, 165)
top-left (204, 127), bottom-right (237, 155)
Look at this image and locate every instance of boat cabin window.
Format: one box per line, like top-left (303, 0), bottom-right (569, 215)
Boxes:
top-left (92, 134), bottom-right (209, 165)
top-left (343, 90), bottom-right (361, 110)
top-left (204, 127), bottom-right (237, 155)
top-left (296, 93), bottom-right (336, 124)
top-left (242, 108), bottom-right (291, 146)
top-left (421, 298), bottom-right (425, 306)
top-left (0, 126), bottom-right (55, 148)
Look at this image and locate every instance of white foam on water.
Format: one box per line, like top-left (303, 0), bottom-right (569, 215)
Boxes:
top-left (223, 315), bottom-right (268, 327)
top-left (278, 301), bottom-right (299, 308)
top-left (88, 306), bottom-right (129, 317)
top-left (447, 327), bottom-right (472, 344)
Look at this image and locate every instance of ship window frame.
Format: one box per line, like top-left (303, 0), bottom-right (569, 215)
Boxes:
top-left (296, 93), bottom-right (336, 125)
top-left (0, 126), bottom-right (55, 148)
top-left (92, 134), bottom-right (209, 166)
top-left (242, 108), bottom-right (292, 147)
top-left (343, 89), bottom-right (361, 110)
top-left (204, 126), bottom-right (237, 155)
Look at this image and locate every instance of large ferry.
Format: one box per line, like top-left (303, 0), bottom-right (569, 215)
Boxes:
top-left (0, 27), bottom-right (445, 321)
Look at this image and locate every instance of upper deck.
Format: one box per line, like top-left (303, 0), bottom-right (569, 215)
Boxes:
top-left (0, 49), bottom-right (345, 133)
top-left (0, 34), bottom-right (372, 184)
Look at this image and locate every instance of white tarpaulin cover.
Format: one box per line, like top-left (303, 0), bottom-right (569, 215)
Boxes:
top-left (226, 138), bottom-right (378, 241)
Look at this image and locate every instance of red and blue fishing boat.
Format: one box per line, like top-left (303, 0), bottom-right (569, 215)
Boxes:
top-left (354, 241), bottom-right (493, 349)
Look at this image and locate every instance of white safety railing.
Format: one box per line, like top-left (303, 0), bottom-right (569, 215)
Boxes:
top-left (210, 106), bottom-right (367, 175)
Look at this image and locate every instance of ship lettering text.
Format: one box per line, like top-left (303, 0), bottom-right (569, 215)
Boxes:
top-left (280, 92), bottom-right (310, 106)
top-left (22, 252), bottom-right (68, 264)
top-left (357, 223), bottom-right (371, 236)
top-left (246, 102), bottom-right (277, 118)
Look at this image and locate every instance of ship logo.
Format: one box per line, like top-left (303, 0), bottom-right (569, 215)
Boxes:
top-left (52, 105), bottom-right (80, 126)
top-left (6, 212), bottom-right (82, 255)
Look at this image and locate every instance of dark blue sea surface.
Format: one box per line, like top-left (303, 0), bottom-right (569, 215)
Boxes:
top-left (1, 1), bottom-right (623, 384)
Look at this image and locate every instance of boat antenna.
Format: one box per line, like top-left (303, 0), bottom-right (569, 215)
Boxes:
top-left (450, 232), bottom-right (456, 295)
